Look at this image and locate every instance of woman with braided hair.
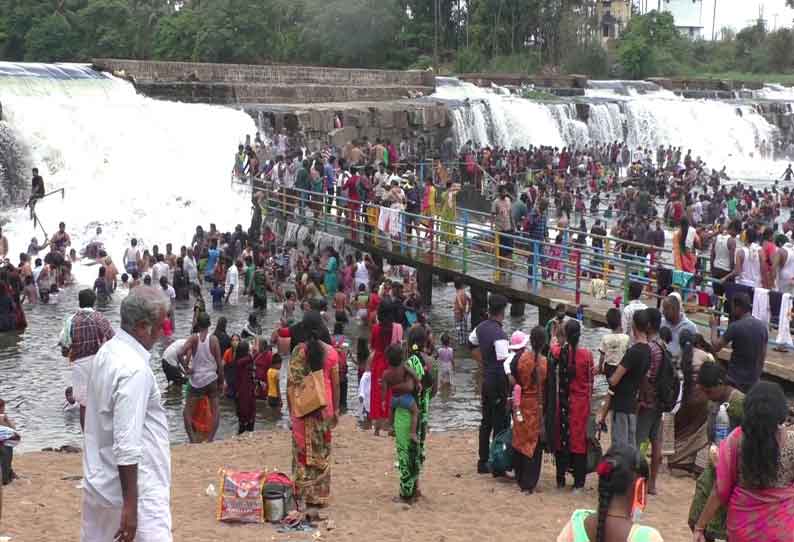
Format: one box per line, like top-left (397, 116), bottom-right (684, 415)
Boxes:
top-left (556, 443), bottom-right (664, 542)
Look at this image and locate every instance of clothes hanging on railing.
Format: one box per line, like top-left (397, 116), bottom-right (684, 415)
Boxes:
top-left (752, 287), bottom-right (770, 324)
top-left (777, 293), bottom-right (793, 347)
top-left (283, 222), bottom-right (299, 245)
top-left (590, 278), bottom-right (607, 299)
top-left (377, 206), bottom-right (401, 237)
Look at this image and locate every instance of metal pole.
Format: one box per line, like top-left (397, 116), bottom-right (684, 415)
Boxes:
top-left (712, 0), bottom-right (718, 41)
top-left (434, 0), bottom-right (439, 74)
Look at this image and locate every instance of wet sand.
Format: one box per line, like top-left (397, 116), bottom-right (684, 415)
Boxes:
top-left (4, 418), bottom-right (695, 541)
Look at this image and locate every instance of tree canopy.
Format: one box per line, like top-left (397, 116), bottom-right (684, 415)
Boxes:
top-left (0, 1), bottom-right (791, 80)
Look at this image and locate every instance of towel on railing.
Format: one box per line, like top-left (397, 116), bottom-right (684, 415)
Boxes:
top-left (752, 287), bottom-right (770, 324)
top-left (378, 206), bottom-right (401, 237)
top-left (590, 278), bottom-right (607, 299)
top-left (777, 293), bottom-right (793, 347)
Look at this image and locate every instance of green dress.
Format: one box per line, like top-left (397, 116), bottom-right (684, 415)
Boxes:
top-left (438, 189), bottom-right (457, 244)
top-left (687, 389), bottom-right (745, 540)
top-left (394, 353), bottom-right (432, 499)
top-left (324, 256), bottom-right (338, 297)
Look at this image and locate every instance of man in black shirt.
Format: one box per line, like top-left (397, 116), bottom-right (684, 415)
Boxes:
top-left (468, 294), bottom-right (510, 474)
top-left (598, 308), bottom-right (651, 447)
top-left (28, 168), bottom-right (45, 220)
top-left (710, 293), bottom-right (768, 393)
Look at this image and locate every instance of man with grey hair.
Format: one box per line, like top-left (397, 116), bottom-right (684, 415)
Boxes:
top-left (81, 286), bottom-right (172, 542)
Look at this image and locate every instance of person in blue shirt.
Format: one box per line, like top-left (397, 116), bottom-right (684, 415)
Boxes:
top-left (205, 240), bottom-right (220, 282)
top-left (210, 281), bottom-right (225, 309)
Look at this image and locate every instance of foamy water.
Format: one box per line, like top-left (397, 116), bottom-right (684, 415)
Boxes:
top-left (434, 77), bottom-right (790, 183)
top-left (0, 64), bottom-right (256, 271)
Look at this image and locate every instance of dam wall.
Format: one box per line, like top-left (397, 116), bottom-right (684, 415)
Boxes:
top-left (92, 59), bottom-right (435, 104)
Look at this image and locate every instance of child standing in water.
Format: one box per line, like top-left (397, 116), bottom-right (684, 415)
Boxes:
top-left (266, 354), bottom-right (282, 409)
top-left (382, 344), bottom-right (420, 443)
top-left (436, 333), bottom-right (455, 390)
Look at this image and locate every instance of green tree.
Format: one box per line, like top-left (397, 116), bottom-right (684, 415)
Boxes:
top-left (23, 13), bottom-right (79, 61)
top-left (617, 10), bottom-right (682, 78)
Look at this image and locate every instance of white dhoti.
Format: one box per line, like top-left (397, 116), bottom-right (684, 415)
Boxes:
top-left (72, 355), bottom-right (94, 407)
top-left (81, 494), bottom-right (172, 542)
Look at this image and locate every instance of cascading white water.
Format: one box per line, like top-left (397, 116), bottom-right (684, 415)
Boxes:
top-left (434, 77), bottom-right (566, 149)
top-left (0, 62), bottom-right (255, 279)
top-left (433, 77), bottom-right (786, 180)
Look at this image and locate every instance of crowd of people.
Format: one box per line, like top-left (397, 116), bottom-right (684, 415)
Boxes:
top-left (2, 130), bottom-right (794, 541)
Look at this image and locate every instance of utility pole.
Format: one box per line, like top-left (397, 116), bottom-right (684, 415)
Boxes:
top-left (712, 0), bottom-right (718, 41)
top-left (434, 0), bottom-right (439, 74)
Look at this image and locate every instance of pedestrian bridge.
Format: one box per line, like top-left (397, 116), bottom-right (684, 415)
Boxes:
top-left (256, 184), bottom-right (794, 384)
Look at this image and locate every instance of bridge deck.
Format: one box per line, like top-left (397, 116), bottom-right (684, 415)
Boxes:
top-left (259, 187), bottom-right (794, 385)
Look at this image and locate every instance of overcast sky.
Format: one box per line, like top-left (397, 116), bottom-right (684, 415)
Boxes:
top-left (710, 0), bottom-right (794, 32)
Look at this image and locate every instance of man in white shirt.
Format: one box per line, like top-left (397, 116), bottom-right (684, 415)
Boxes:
top-left (622, 281), bottom-right (647, 343)
top-left (123, 239), bottom-right (140, 275)
top-left (81, 286), bottom-right (172, 542)
top-left (225, 259), bottom-right (240, 305)
top-left (150, 254), bottom-right (170, 285)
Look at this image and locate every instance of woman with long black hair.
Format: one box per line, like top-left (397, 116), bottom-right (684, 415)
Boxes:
top-left (369, 301), bottom-right (403, 435)
top-left (669, 330), bottom-right (714, 472)
top-left (547, 319), bottom-right (594, 492)
top-left (287, 312), bottom-right (340, 507)
top-left (710, 382), bottom-right (794, 542)
top-left (556, 443), bottom-right (663, 541)
top-left (510, 326), bottom-right (548, 494)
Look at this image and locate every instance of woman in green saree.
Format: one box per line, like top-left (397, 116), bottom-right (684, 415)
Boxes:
top-left (438, 181), bottom-right (461, 248)
top-left (393, 326), bottom-right (436, 502)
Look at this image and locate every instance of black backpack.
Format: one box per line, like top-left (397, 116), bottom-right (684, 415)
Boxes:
top-left (653, 340), bottom-right (681, 413)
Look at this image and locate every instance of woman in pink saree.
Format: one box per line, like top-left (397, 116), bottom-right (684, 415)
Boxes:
top-left (711, 382), bottom-right (794, 542)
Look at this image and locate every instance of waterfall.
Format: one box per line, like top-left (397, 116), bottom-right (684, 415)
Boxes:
top-left (433, 77), bottom-right (784, 179)
top-left (0, 62), bottom-right (255, 275)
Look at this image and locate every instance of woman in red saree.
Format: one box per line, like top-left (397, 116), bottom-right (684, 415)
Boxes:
top-left (369, 302), bottom-right (402, 434)
top-left (712, 382), bottom-right (794, 542)
top-left (673, 218), bottom-right (700, 273)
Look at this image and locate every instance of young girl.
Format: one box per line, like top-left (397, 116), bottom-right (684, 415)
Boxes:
top-left (266, 354), bottom-right (282, 409)
top-left (544, 233), bottom-right (564, 281)
top-left (436, 333), bottom-right (455, 390)
top-left (222, 334), bottom-right (241, 399)
top-left (331, 322), bottom-right (349, 413)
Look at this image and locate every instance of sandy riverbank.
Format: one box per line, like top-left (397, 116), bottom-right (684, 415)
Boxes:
top-left (3, 418), bottom-right (695, 541)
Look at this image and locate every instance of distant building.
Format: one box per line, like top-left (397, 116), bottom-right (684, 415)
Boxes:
top-left (597, 0), bottom-right (633, 47)
top-left (658, 0), bottom-right (705, 39)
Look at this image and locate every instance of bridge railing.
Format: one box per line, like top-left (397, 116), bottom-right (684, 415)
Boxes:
top-left (254, 184), bottom-right (791, 350)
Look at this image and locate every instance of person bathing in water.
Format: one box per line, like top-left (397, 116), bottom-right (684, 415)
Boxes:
top-left (382, 343), bottom-right (421, 443)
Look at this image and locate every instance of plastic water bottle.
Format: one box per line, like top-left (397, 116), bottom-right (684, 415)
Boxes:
top-left (715, 402), bottom-right (730, 444)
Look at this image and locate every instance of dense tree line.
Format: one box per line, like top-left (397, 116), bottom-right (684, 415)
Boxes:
top-left (0, 0), bottom-right (607, 75)
top-left (619, 10), bottom-right (794, 79)
top-left (0, 1), bottom-right (792, 79)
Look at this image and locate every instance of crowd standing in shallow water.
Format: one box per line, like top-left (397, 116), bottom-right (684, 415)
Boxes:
top-left (1, 131), bottom-right (794, 540)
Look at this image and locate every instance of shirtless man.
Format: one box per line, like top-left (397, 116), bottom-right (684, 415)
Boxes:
top-left (453, 279), bottom-right (471, 345)
top-left (50, 222), bottom-right (71, 255)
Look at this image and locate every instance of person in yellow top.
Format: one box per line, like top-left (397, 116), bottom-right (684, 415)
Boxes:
top-left (267, 354), bottom-right (282, 408)
top-left (422, 178), bottom-right (437, 239)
